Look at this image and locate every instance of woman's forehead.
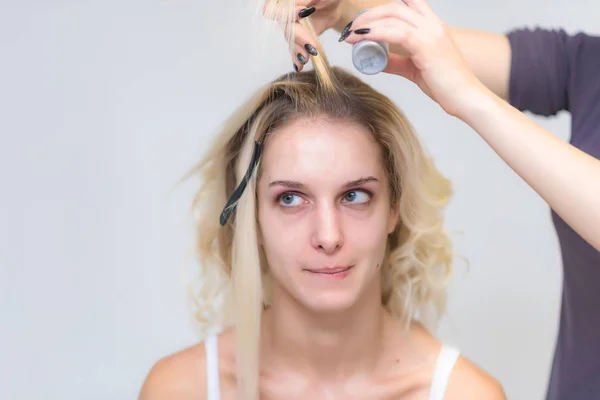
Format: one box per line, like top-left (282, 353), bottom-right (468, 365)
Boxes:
top-left (258, 118), bottom-right (385, 186)
top-left (263, 119), bottom-right (379, 165)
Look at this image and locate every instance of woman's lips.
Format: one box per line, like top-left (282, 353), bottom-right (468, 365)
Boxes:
top-left (304, 266), bottom-right (353, 279)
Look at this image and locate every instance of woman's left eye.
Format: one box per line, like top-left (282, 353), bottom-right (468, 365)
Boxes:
top-left (343, 190), bottom-right (371, 204)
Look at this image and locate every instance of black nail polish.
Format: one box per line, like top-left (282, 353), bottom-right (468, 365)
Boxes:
top-left (304, 44), bottom-right (318, 56)
top-left (338, 29), bottom-right (352, 42)
top-left (297, 53), bottom-right (307, 64)
top-left (338, 20), bottom-right (353, 42)
top-left (298, 7), bottom-right (315, 19)
top-left (293, 64), bottom-right (298, 72)
top-left (354, 28), bottom-right (371, 34)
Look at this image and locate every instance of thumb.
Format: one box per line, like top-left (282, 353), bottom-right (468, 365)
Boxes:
top-left (384, 54), bottom-right (417, 82)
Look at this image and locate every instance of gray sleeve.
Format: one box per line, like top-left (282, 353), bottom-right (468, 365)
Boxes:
top-left (506, 27), bottom-right (575, 116)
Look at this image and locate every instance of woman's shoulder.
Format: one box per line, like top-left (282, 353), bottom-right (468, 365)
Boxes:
top-left (443, 355), bottom-right (506, 400)
top-left (137, 341), bottom-right (207, 400)
top-left (138, 328), bottom-right (236, 400)
top-left (404, 323), bottom-right (506, 400)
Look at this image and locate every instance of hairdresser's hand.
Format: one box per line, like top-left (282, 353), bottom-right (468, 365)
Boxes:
top-left (263, 0), bottom-right (343, 72)
top-left (341, 0), bottom-right (485, 117)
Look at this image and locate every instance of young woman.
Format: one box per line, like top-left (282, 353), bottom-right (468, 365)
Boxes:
top-left (138, 20), bottom-right (505, 399)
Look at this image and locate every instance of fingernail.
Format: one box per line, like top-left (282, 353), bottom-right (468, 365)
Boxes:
top-left (338, 20), bottom-right (353, 42)
top-left (297, 53), bottom-right (307, 65)
top-left (354, 28), bottom-right (370, 34)
top-left (298, 7), bottom-right (315, 19)
top-left (293, 63), bottom-right (299, 72)
top-left (304, 44), bottom-right (318, 56)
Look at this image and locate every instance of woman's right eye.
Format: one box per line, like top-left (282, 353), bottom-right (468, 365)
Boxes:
top-left (278, 193), bottom-right (304, 207)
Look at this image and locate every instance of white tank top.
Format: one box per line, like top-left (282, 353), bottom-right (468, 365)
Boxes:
top-left (203, 334), bottom-right (460, 400)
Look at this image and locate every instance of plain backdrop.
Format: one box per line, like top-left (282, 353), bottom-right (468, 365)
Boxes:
top-left (2, 0), bottom-right (598, 399)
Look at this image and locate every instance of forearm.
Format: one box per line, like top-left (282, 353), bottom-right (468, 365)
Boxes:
top-left (448, 27), bottom-right (511, 100)
top-left (338, 1), bottom-right (511, 99)
top-left (458, 86), bottom-right (600, 251)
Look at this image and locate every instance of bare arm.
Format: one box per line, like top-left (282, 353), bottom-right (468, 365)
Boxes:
top-left (445, 27), bottom-right (511, 100)
top-left (336, 0), bottom-right (511, 100)
top-left (457, 85), bottom-right (600, 251)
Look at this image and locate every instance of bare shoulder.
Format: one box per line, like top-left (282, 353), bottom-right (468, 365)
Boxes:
top-left (444, 354), bottom-right (506, 400)
top-left (137, 341), bottom-right (208, 400)
top-left (402, 322), bottom-right (505, 399)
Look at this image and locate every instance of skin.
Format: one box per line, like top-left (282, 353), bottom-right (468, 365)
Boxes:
top-left (138, 118), bottom-right (506, 399)
top-left (286, 0), bottom-right (600, 251)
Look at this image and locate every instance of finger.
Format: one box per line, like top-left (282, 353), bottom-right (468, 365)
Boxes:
top-left (276, 14), bottom-right (316, 52)
top-left (344, 18), bottom-right (418, 55)
top-left (288, 22), bottom-right (319, 69)
top-left (290, 21), bottom-right (319, 57)
top-left (384, 53), bottom-right (417, 81)
top-left (297, 5), bottom-right (316, 20)
top-left (402, 0), bottom-right (438, 19)
top-left (292, 42), bottom-right (311, 72)
top-left (294, 42), bottom-right (312, 68)
top-left (351, 2), bottom-right (425, 29)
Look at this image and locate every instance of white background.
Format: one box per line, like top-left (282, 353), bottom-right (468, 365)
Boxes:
top-left (2, 0), bottom-right (597, 399)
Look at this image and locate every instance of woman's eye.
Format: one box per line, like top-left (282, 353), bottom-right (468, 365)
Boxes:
top-left (279, 193), bottom-right (304, 207)
top-left (343, 190), bottom-right (371, 204)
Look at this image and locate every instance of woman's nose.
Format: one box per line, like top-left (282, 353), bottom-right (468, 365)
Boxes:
top-left (311, 203), bottom-right (343, 254)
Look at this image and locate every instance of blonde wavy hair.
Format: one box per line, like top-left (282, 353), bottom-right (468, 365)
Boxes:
top-left (184, 13), bottom-right (453, 400)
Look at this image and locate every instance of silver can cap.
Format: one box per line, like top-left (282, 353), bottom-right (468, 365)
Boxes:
top-left (352, 40), bottom-right (389, 75)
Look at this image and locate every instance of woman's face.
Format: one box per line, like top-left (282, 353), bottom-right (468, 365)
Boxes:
top-left (257, 117), bottom-right (399, 312)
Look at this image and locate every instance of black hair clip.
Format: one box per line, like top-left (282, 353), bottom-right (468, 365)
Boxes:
top-left (219, 141), bottom-right (262, 226)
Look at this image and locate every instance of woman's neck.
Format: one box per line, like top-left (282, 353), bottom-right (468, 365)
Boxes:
top-left (260, 284), bottom-right (394, 383)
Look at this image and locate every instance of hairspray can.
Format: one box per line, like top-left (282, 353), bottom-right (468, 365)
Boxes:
top-left (351, 9), bottom-right (389, 75)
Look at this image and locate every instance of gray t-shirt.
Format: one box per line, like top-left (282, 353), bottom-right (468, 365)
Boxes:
top-left (507, 27), bottom-right (600, 400)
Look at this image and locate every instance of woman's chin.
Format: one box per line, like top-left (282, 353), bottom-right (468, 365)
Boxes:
top-left (298, 289), bottom-right (361, 313)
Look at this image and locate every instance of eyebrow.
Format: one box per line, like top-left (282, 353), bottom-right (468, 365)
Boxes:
top-left (268, 176), bottom-right (379, 189)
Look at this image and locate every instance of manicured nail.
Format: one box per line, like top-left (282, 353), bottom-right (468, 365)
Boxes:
top-left (298, 7), bottom-right (315, 19)
top-left (297, 53), bottom-right (307, 64)
top-left (304, 44), bottom-right (318, 56)
top-left (338, 20), bottom-right (353, 42)
top-left (354, 28), bottom-right (371, 34)
top-left (293, 64), bottom-right (299, 72)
